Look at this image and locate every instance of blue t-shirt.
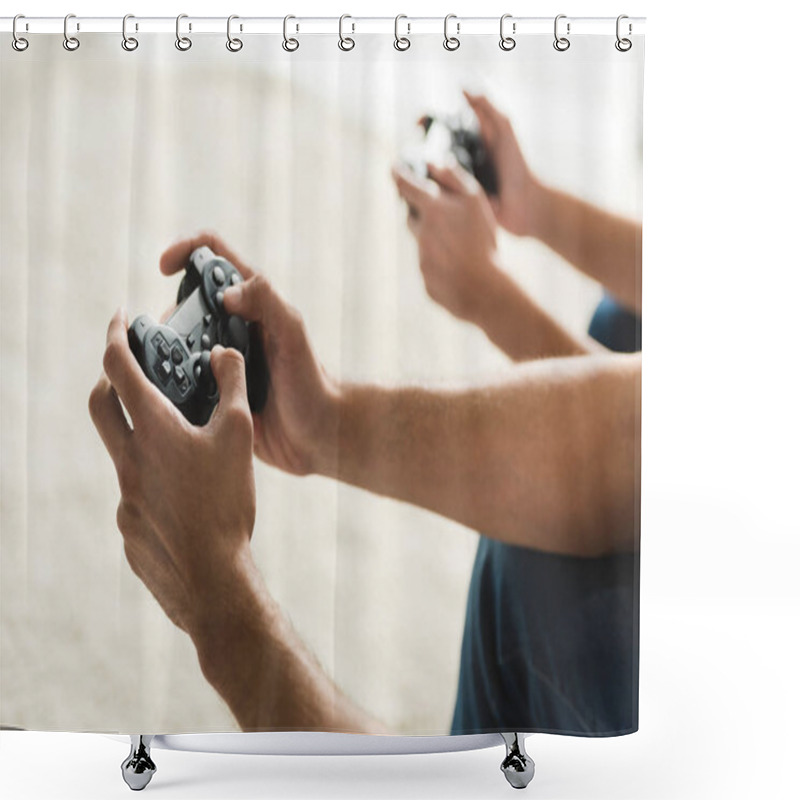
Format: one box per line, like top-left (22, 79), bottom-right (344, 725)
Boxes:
top-left (451, 295), bottom-right (641, 735)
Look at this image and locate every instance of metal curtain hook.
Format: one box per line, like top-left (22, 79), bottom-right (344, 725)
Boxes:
top-left (283, 15), bottom-right (299, 52)
top-left (443, 14), bottom-right (460, 51)
top-left (338, 14), bottom-right (355, 51)
top-left (227, 15), bottom-right (243, 52)
top-left (122, 14), bottom-right (139, 51)
top-left (499, 14), bottom-right (516, 51)
top-left (615, 14), bottom-right (632, 51)
top-left (12, 14), bottom-right (29, 51)
top-left (63, 13), bottom-right (80, 51)
top-left (175, 14), bottom-right (192, 50)
top-left (394, 14), bottom-right (410, 51)
top-left (553, 14), bottom-right (570, 52)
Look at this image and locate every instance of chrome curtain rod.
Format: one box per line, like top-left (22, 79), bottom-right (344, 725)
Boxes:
top-left (1, 15), bottom-right (645, 36)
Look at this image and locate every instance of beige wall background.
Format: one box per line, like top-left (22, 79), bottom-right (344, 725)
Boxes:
top-left (0, 33), bottom-right (642, 734)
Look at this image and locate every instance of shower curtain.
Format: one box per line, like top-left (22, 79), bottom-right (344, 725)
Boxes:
top-left (0, 20), bottom-right (643, 739)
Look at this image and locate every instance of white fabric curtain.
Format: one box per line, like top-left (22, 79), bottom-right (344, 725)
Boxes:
top-left (1, 32), bottom-right (642, 733)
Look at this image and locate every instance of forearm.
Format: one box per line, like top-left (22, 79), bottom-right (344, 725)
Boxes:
top-left (318, 354), bottom-right (641, 556)
top-left (529, 182), bottom-right (642, 313)
top-left (473, 263), bottom-right (603, 361)
top-left (192, 550), bottom-right (386, 733)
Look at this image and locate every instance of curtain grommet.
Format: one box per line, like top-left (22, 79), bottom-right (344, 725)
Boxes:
top-left (175, 14), bottom-right (192, 51)
top-left (121, 14), bottom-right (139, 52)
top-left (553, 14), bottom-right (570, 52)
top-left (499, 14), bottom-right (516, 51)
top-left (338, 14), bottom-right (355, 51)
top-left (394, 15), bottom-right (411, 51)
top-left (443, 14), bottom-right (460, 51)
top-left (226, 15), bottom-right (243, 52)
top-left (12, 14), bottom-right (29, 51)
top-left (63, 13), bottom-right (80, 51)
top-left (282, 15), bottom-right (299, 52)
top-left (615, 15), bottom-right (632, 52)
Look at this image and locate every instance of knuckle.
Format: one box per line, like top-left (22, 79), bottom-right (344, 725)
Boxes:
top-left (217, 346), bottom-right (245, 373)
top-left (250, 272), bottom-right (269, 298)
top-left (282, 307), bottom-right (309, 357)
top-left (225, 347), bottom-right (245, 368)
top-left (102, 341), bottom-right (125, 377)
top-left (116, 500), bottom-right (139, 537)
top-left (197, 229), bottom-right (223, 250)
top-left (285, 305), bottom-right (306, 335)
top-left (123, 543), bottom-right (142, 577)
top-left (226, 403), bottom-right (253, 437)
top-left (88, 381), bottom-right (105, 421)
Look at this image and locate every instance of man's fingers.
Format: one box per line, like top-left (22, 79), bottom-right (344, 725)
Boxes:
top-left (159, 232), bottom-right (255, 279)
top-left (463, 90), bottom-right (501, 146)
top-left (463, 90), bottom-right (502, 123)
top-left (88, 374), bottom-right (132, 467)
top-left (223, 272), bottom-right (302, 348)
top-left (209, 346), bottom-right (251, 424)
top-left (426, 162), bottom-right (475, 195)
top-left (223, 273), bottom-right (269, 325)
top-left (391, 165), bottom-right (436, 211)
top-left (103, 308), bottom-right (160, 426)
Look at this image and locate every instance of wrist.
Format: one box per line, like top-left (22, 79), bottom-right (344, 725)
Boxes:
top-left (468, 258), bottom-right (515, 331)
top-left (307, 378), bottom-right (345, 478)
top-left (524, 175), bottom-right (551, 240)
top-left (190, 548), bottom-right (279, 706)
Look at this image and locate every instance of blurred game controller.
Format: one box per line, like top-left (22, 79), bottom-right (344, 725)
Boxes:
top-left (128, 246), bottom-right (268, 426)
top-left (404, 114), bottom-right (498, 196)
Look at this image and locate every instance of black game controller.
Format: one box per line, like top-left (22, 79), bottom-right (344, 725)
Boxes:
top-left (405, 115), bottom-right (498, 196)
top-left (128, 246), bottom-right (268, 426)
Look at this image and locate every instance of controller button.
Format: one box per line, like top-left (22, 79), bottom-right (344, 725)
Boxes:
top-left (215, 290), bottom-right (225, 308)
top-left (203, 314), bottom-right (212, 327)
top-left (212, 265), bottom-right (226, 286)
top-left (156, 340), bottom-right (170, 360)
top-left (194, 362), bottom-right (202, 380)
top-left (231, 273), bottom-right (242, 285)
top-left (171, 347), bottom-right (184, 364)
top-left (156, 360), bottom-right (173, 382)
top-left (175, 366), bottom-right (187, 385)
top-left (186, 334), bottom-right (195, 348)
top-left (201, 334), bottom-right (211, 350)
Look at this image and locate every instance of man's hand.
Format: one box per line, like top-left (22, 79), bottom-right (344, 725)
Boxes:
top-left (159, 234), bottom-right (341, 477)
top-left (392, 161), bottom-right (504, 324)
top-left (89, 309), bottom-right (257, 639)
top-left (466, 91), bottom-right (642, 311)
top-left (464, 91), bottom-right (544, 238)
top-left (90, 303), bottom-right (384, 734)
